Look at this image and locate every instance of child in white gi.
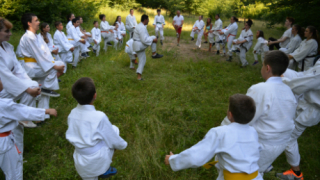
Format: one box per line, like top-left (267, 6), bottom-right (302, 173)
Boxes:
top-left (165, 94), bottom-right (262, 180)
top-left (66, 77), bottom-right (127, 180)
top-left (252, 30), bottom-right (269, 65)
top-left (91, 21), bottom-right (101, 56)
top-left (153, 9), bottom-right (165, 45)
top-left (125, 39), bottom-right (137, 69)
top-left (218, 16), bottom-right (239, 58)
top-left (190, 15), bottom-right (205, 48)
top-left (99, 14), bottom-right (115, 52)
top-left (113, 23), bottom-right (122, 50)
top-left (221, 51), bottom-right (297, 175)
top-left (125, 9), bottom-right (138, 38)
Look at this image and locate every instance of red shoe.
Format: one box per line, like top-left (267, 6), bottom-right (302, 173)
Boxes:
top-left (276, 169), bottom-right (304, 180)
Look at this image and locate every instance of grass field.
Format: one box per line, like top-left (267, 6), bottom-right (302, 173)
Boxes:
top-left (1, 6), bottom-right (320, 180)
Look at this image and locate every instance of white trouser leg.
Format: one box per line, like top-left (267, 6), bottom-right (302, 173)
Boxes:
top-left (160, 28), bottom-right (164, 40)
top-left (72, 46), bottom-right (81, 67)
top-left (81, 177), bottom-right (98, 180)
top-left (93, 44), bottom-right (100, 56)
top-left (129, 54), bottom-right (136, 68)
top-left (261, 51), bottom-right (266, 62)
top-left (38, 95), bottom-right (50, 119)
top-left (136, 50), bottom-right (146, 75)
top-left (239, 47), bottom-right (248, 66)
top-left (31, 66), bottom-right (60, 90)
top-left (196, 30), bottom-right (203, 47)
top-left (80, 43), bottom-right (88, 53)
top-left (12, 124), bottom-right (24, 155)
top-left (288, 59), bottom-right (297, 70)
top-left (215, 35), bottom-right (221, 51)
top-left (190, 30), bottom-right (195, 38)
top-left (155, 27), bottom-right (159, 37)
top-left (151, 43), bottom-right (157, 53)
top-left (208, 33), bottom-right (214, 44)
top-left (258, 142), bottom-right (287, 172)
top-left (253, 52), bottom-right (259, 61)
top-left (59, 51), bottom-right (73, 73)
top-left (0, 141), bottom-right (23, 180)
top-left (113, 39), bottom-right (119, 50)
top-left (285, 122), bottom-right (307, 167)
top-left (227, 36), bottom-right (235, 56)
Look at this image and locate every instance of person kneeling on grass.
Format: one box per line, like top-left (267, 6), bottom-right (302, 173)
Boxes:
top-left (66, 77), bottom-right (127, 180)
top-left (165, 94), bottom-right (263, 180)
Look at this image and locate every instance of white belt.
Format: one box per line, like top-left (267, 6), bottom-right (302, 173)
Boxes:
top-left (75, 141), bottom-right (106, 155)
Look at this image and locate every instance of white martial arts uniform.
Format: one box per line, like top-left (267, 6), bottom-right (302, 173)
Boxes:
top-left (221, 77), bottom-right (297, 173)
top-left (116, 21), bottom-right (126, 39)
top-left (190, 20), bottom-right (205, 48)
top-left (231, 29), bottom-right (253, 66)
top-left (282, 61), bottom-right (320, 167)
top-left (169, 122), bottom-right (262, 180)
top-left (53, 29), bottom-right (74, 72)
top-left (280, 28), bottom-right (292, 48)
top-left (113, 29), bottom-right (122, 50)
top-left (76, 26), bottom-right (91, 53)
top-left (66, 104), bottom-right (127, 180)
top-left (253, 37), bottom-right (269, 62)
top-left (15, 44), bottom-right (25, 66)
top-left (125, 39), bottom-right (137, 68)
top-left (132, 22), bottom-right (157, 75)
top-left (66, 21), bottom-right (72, 32)
top-left (67, 25), bottom-right (84, 67)
top-left (100, 21), bottom-right (115, 51)
top-left (125, 14), bottom-right (138, 38)
top-left (208, 18), bottom-right (223, 51)
top-left (220, 22), bottom-right (238, 56)
top-left (0, 98), bottom-right (46, 180)
top-left (153, 15), bottom-right (165, 40)
top-left (288, 39), bottom-right (318, 71)
top-left (280, 34), bottom-right (302, 54)
top-left (91, 27), bottom-right (101, 56)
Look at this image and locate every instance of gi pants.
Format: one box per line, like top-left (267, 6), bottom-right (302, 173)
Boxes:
top-left (126, 26), bottom-right (134, 39)
top-left (253, 50), bottom-right (266, 62)
top-left (93, 43), bottom-right (100, 56)
top-left (155, 25), bottom-right (164, 40)
top-left (135, 43), bottom-right (157, 75)
top-left (208, 32), bottom-right (221, 51)
top-left (190, 29), bottom-right (204, 48)
top-left (101, 32), bottom-right (114, 52)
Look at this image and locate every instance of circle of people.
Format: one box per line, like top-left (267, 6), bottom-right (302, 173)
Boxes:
top-left (0, 8), bottom-right (319, 180)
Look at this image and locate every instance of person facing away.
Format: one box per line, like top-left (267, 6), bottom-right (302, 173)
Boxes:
top-left (66, 77), bottom-right (127, 180)
top-left (165, 94), bottom-right (263, 180)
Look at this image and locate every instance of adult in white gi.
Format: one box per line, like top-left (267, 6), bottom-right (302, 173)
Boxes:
top-left (15, 44), bottom-right (25, 66)
top-left (252, 30), bottom-right (269, 65)
top-left (153, 9), bottom-right (165, 45)
top-left (288, 26), bottom-right (318, 71)
top-left (229, 19), bottom-right (254, 67)
top-left (280, 24), bottom-right (302, 54)
top-left (67, 18), bottom-right (86, 68)
top-left (53, 21), bottom-right (75, 72)
top-left (99, 14), bottom-right (115, 52)
top-left (268, 17), bottom-right (294, 50)
top-left (132, 14), bottom-right (163, 80)
top-left (66, 13), bottom-right (75, 32)
top-left (91, 21), bottom-right (101, 56)
top-left (208, 14), bottom-right (223, 54)
top-left (190, 15), bottom-right (205, 48)
top-left (115, 16), bottom-right (126, 39)
top-left (222, 51), bottom-right (297, 174)
top-left (276, 58), bottom-right (320, 180)
top-left (125, 9), bottom-right (138, 39)
top-left (125, 39), bottom-right (137, 69)
top-left (218, 16), bottom-right (238, 57)
top-left (165, 94), bottom-right (262, 180)
top-left (172, 10), bottom-right (184, 46)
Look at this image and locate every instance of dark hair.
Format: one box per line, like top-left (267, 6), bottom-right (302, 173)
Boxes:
top-left (292, 24), bottom-right (304, 39)
top-left (0, 17), bottom-right (13, 31)
top-left (67, 13), bottom-right (74, 21)
top-left (206, 18), bottom-right (211, 27)
top-left (72, 77), bottom-right (96, 105)
top-left (306, 26), bottom-right (318, 40)
top-left (229, 94), bottom-right (256, 124)
top-left (76, 16), bottom-right (82, 20)
top-left (72, 17), bottom-right (79, 24)
top-left (114, 22), bottom-right (118, 26)
top-left (130, 9), bottom-right (133, 12)
top-left (157, 9), bottom-right (161, 12)
top-left (286, 17), bottom-right (295, 26)
top-left (246, 19), bottom-right (253, 27)
top-left (216, 14), bottom-right (220, 18)
top-left (93, 21), bottom-right (98, 25)
top-left (200, 15), bottom-right (203, 19)
top-left (264, 50), bottom-right (289, 76)
top-left (99, 14), bottom-right (105, 20)
top-left (21, 13), bottom-right (36, 31)
top-left (114, 16), bottom-right (121, 25)
top-left (40, 22), bottom-right (49, 43)
top-left (54, 21), bottom-right (62, 28)
top-left (141, 14), bottom-right (148, 22)
top-left (257, 30), bottom-right (264, 38)
top-left (232, 16), bottom-right (238, 22)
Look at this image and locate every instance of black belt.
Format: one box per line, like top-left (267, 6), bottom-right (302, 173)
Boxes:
top-left (301, 55), bottom-right (317, 71)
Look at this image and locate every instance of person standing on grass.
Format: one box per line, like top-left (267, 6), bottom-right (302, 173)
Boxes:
top-left (125, 38), bottom-right (137, 70)
top-left (172, 10), bottom-right (184, 46)
top-left (203, 18), bottom-right (212, 44)
top-left (190, 15), bottom-right (205, 49)
top-left (208, 14), bottom-right (223, 54)
top-left (133, 14), bottom-right (163, 80)
top-left (153, 9), bottom-right (165, 45)
top-left (126, 9), bottom-right (137, 39)
top-left (268, 17), bottom-right (294, 50)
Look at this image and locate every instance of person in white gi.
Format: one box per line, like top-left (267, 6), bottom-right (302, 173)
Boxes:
top-left (268, 17), bottom-right (294, 50)
top-left (288, 26), bottom-right (318, 71)
top-left (208, 14), bottom-right (223, 54)
top-left (165, 94), bottom-right (263, 180)
top-left (190, 15), bottom-right (205, 48)
top-left (66, 13), bottom-right (75, 32)
top-left (218, 16), bottom-right (239, 57)
top-left (115, 16), bottom-right (126, 39)
top-left (67, 18), bottom-right (86, 68)
top-left (78, 16), bottom-right (93, 44)
top-left (153, 9), bottom-right (165, 45)
top-left (77, 16), bottom-right (91, 58)
top-left (132, 14), bottom-right (164, 80)
top-left (125, 38), bottom-right (137, 70)
top-left (275, 58), bottom-right (320, 180)
top-left (252, 30), bottom-right (269, 65)
top-left (99, 14), bottom-right (115, 52)
top-left (228, 19), bottom-right (254, 67)
top-left (91, 21), bottom-right (101, 56)
top-left (221, 51), bottom-right (297, 175)
top-left (15, 44), bottom-right (25, 66)
top-left (113, 23), bottom-right (122, 50)
top-left (0, 93), bottom-right (57, 180)
top-left (125, 9), bottom-right (137, 39)
top-left (279, 24), bottom-right (302, 55)
top-left (66, 77), bottom-right (127, 180)
top-left (53, 21), bottom-right (75, 72)
top-left (172, 10), bottom-right (184, 46)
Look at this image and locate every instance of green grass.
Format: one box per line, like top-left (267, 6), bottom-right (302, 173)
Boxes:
top-left (1, 7), bottom-right (320, 180)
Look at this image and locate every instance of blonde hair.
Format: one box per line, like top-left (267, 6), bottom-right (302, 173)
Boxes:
top-left (0, 17), bottom-right (13, 31)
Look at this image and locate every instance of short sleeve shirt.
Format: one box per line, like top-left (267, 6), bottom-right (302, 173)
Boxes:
top-left (280, 28), bottom-right (292, 48)
top-left (173, 15), bottom-right (184, 26)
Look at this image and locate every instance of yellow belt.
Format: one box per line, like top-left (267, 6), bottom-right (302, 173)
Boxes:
top-left (126, 44), bottom-right (129, 47)
top-left (68, 38), bottom-right (74, 40)
top-left (24, 57), bottom-right (37, 63)
top-left (18, 57), bottom-right (24, 60)
top-left (203, 161), bottom-right (258, 180)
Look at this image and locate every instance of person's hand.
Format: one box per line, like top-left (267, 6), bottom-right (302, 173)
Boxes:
top-left (80, 39), bottom-right (86, 44)
top-left (52, 49), bottom-right (59, 55)
top-left (94, 40), bottom-right (97, 44)
top-left (53, 65), bottom-right (65, 73)
top-left (69, 47), bottom-right (74, 52)
top-left (280, 74), bottom-right (284, 77)
top-left (165, 152), bottom-right (174, 165)
top-left (268, 41), bottom-right (273, 45)
top-left (254, 50), bottom-right (256, 54)
top-left (153, 38), bottom-right (158, 43)
top-left (154, 25), bottom-right (156, 28)
top-left (45, 109), bottom-right (57, 117)
top-left (0, 80), bottom-right (3, 92)
top-left (235, 41), bottom-right (241, 45)
top-left (208, 30), bottom-right (213, 33)
top-left (26, 87), bottom-right (41, 97)
top-left (162, 25), bottom-right (164, 28)
top-left (110, 30), bottom-right (114, 33)
top-left (219, 31), bottom-right (224, 35)
top-left (288, 55), bottom-right (293, 59)
top-left (133, 27), bottom-right (135, 29)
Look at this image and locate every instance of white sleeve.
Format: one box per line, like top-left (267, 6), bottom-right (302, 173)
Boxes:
top-left (224, 24), bottom-right (236, 35)
top-left (139, 27), bottom-right (154, 46)
top-left (69, 28), bottom-right (81, 42)
top-left (287, 37), bottom-right (301, 54)
top-left (253, 38), bottom-right (263, 51)
top-left (162, 16), bottom-right (165, 25)
top-left (153, 16), bottom-right (156, 25)
top-left (291, 41), bottom-right (315, 62)
top-left (283, 69), bottom-right (320, 94)
top-left (54, 32), bottom-right (73, 52)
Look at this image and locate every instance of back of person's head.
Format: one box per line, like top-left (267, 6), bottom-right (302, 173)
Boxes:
top-left (229, 94), bottom-right (256, 124)
top-left (264, 50), bottom-right (289, 76)
top-left (21, 13), bottom-right (36, 31)
top-left (72, 77), bottom-right (96, 105)
top-left (0, 17), bottom-right (13, 31)
top-left (246, 19), bottom-right (253, 27)
top-left (293, 24), bottom-right (304, 38)
top-left (232, 16), bottom-right (238, 22)
top-left (54, 21), bottom-right (61, 28)
top-left (307, 26), bottom-right (318, 40)
top-left (257, 30), bottom-right (264, 38)
top-left (141, 14), bottom-right (148, 22)
top-left (67, 13), bottom-right (74, 21)
top-left (99, 14), bottom-right (105, 20)
top-left (286, 17), bottom-right (295, 26)
top-left (72, 17), bottom-right (79, 24)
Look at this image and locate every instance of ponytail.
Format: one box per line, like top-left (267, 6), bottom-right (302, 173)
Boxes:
top-left (246, 19), bottom-right (253, 27)
top-left (232, 16), bottom-right (239, 22)
top-left (40, 22), bottom-right (49, 44)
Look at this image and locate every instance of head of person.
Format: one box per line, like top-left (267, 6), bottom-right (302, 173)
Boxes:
top-left (157, 9), bottom-right (161, 15)
top-left (72, 18), bottom-right (80, 27)
top-left (0, 17), bottom-right (13, 43)
top-left (206, 18), bottom-right (211, 26)
top-left (21, 13), bottom-right (40, 32)
top-left (176, 10), bottom-right (180, 16)
top-left (305, 26), bottom-right (318, 40)
top-left (285, 17), bottom-right (294, 27)
top-left (141, 14), bottom-right (149, 25)
top-left (72, 77), bottom-right (96, 105)
top-left (67, 13), bottom-right (75, 22)
top-left (55, 21), bottom-right (63, 31)
top-left (199, 15), bottom-right (203, 21)
top-left (244, 19), bottom-right (253, 30)
top-left (231, 16), bottom-right (238, 23)
top-left (77, 16), bottom-right (83, 24)
top-left (40, 22), bottom-right (50, 43)
top-left (130, 9), bottom-right (134, 15)
top-left (227, 94), bottom-right (256, 124)
top-left (99, 14), bottom-right (106, 21)
top-left (215, 14), bottom-right (220, 20)
top-left (93, 21), bottom-right (98, 28)
top-left (292, 24), bottom-right (304, 37)
top-left (114, 22), bottom-right (119, 29)
top-left (116, 16), bottom-right (121, 23)
top-left (256, 30), bottom-right (264, 39)
top-left (261, 50), bottom-right (289, 80)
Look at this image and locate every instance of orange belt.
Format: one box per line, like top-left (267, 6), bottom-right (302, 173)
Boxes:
top-left (101, 31), bottom-right (109, 33)
top-left (0, 131), bottom-right (11, 137)
top-left (227, 34), bottom-right (236, 42)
